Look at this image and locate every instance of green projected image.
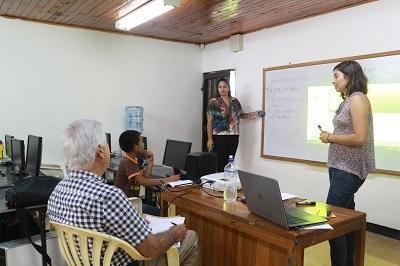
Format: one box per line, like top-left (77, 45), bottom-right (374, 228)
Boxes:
top-left (307, 84), bottom-right (400, 149)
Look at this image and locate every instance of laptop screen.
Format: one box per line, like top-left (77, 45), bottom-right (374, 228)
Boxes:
top-left (238, 170), bottom-right (327, 228)
top-left (238, 170), bottom-right (289, 227)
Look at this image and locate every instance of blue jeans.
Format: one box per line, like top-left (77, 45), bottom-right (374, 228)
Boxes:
top-left (326, 168), bottom-right (365, 266)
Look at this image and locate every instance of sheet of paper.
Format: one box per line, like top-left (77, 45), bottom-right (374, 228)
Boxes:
top-left (145, 215), bottom-right (185, 234)
top-left (167, 180), bottom-right (193, 187)
top-left (144, 215), bottom-right (185, 247)
top-left (302, 223), bottom-right (333, 230)
top-left (281, 192), bottom-right (297, 200)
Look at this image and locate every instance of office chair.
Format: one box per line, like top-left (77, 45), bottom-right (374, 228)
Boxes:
top-left (50, 197), bottom-right (179, 266)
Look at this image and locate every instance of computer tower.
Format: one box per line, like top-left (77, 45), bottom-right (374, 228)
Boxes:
top-left (0, 232), bottom-right (65, 266)
top-left (185, 152), bottom-right (217, 182)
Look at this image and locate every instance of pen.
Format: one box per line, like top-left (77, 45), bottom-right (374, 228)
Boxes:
top-left (295, 200), bottom-right (316, 206)
top-left (318, 125), bottom-right (323, 133)
top-left (171, 222), bottom-right (177, 226)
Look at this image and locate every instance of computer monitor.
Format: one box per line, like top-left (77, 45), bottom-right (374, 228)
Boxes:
top-left (162, 139), bottom-right (192, 171)
top-left (11, 139), bottom-right (25, 171)
top-left (5, 135), bottom-right (14, 158)
top-left (142, 136), bottom-right (148, 150)
top-left (26, 135), bottom-right (43, 176)
top-left (106, 133), bottom-right (111, 153)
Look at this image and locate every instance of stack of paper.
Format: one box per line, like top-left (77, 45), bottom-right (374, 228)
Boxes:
top-left (167, 180), bottom-right (193, 187)
top-left (145, 215), bottom-right (185, 247)
top-left (302, 223), bottom-right (333, 230)
top-left (145, 215), bottom-right (185, 234)
top-left (281, 193), bottom-right (297, 200)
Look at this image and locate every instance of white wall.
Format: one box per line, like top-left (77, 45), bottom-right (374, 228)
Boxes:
top-left (202, 0), bottom-right (400, 229)
top-left (0, 18), bottom-right (202, 164)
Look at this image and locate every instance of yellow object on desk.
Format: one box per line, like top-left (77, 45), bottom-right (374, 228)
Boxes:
top-left (0, 141), bottom-right (3, 160)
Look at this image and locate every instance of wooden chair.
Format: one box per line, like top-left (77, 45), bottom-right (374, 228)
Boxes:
top-left (50, 197), bottom-right (179, 266)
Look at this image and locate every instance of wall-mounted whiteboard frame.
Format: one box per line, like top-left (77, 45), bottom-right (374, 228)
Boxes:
top-left (261, 50), bottom-right (400, 176)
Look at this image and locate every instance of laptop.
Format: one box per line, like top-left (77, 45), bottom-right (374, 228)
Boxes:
top-left (238, 170), bottom-right (327, 229)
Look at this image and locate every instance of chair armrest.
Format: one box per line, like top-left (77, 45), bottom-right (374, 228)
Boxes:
top-left (166, 246), bottom-right (179, 266)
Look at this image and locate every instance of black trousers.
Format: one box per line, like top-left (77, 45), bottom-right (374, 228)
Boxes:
top-left (213, 135), bottom-right (239, 172)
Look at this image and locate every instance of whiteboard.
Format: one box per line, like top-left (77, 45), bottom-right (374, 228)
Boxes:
top-left (261, 51), bottom-right (400, 175)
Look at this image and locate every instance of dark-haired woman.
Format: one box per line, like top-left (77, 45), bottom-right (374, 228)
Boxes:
top-left (207, 78), bottom-right (264, 172)
top-left (319, 60), bottom-right (375, 266)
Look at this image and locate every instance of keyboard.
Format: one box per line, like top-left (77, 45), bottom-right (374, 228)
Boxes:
top-left (0, 161), bottom-right (10, 165)
top-left (286, 214), bottom-right (308, 225)
top-left (0, 188), bottom-right (8, 198)
top-left (152, 166), bottom-right (174, 178)
top-left (0, 184), bottom-right (14, 189)
top-left (109, 162), bottom-right (119, 169)
top-left (8, 171), bottom-right (29, 177)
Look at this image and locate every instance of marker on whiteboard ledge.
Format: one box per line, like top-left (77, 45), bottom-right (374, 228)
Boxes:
top-left (318, 125), bottom-right (323, 133)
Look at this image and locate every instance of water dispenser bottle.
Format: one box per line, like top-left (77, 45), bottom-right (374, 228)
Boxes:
top-left (125, 106), bottom-right (144, 133)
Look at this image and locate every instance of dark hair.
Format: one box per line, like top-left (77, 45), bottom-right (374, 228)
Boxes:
top-left (215, 78), bottom-right (231, 98)
top-left (333, 60), bottom-right (368, 99)
top-left (119, 130), bottom-right (141, 153)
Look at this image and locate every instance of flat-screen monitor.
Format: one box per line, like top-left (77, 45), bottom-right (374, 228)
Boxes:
top-left (11, 139), bottom-right (25, 171)
top-left (162, 139), bottom-right (192, 170)
top-left (106, 133), bottom-right (111, 152)
top-left (5, 135), bottom-right (14, 158)
top-left (142, 136), bottom-right (148, 150)
top-left (26, 135), bottom-right (43, 176)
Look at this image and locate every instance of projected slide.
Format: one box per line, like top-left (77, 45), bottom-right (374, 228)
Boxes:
top-left (307, 84), bottom-right (400, 149)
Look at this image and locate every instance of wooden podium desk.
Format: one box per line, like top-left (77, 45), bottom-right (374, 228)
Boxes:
top-left (161, 188), bottom-right (366, 266)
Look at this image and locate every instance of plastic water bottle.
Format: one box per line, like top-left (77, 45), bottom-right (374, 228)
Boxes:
top-left (223, 155), bottom-right (238, 203)
top-left (125, 106), bottom-right (144, 133)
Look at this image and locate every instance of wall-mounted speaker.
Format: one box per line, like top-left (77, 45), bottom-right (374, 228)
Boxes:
top-left (230, 34), bottom-right (243, 52)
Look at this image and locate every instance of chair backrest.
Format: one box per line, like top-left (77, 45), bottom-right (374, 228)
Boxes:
top-left (128, 197), bottom-right (143, 216)
top-left (50, 221), bottom-right (148, 266)
top-left (50, 198), bottom-right (179, 266)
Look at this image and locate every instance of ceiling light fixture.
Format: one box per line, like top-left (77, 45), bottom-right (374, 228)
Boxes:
top-left (115, 0), bottom-right (180, 31)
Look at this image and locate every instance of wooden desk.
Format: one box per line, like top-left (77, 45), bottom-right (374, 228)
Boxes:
top-left (161, 188), bottom-right (366, 266)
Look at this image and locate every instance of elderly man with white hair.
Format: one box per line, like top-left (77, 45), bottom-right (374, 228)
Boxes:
top-left (47, 119), bottom-right (201, 266)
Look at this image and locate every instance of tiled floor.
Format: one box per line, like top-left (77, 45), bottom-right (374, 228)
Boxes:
top-left (305, 232), bottom-right (400, 266)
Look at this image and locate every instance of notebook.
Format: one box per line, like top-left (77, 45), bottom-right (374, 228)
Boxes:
top-left (238, 170), bottom-right (327, 229)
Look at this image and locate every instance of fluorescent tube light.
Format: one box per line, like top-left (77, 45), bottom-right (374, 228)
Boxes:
top-left (115, 0), bottom-right (177, 31)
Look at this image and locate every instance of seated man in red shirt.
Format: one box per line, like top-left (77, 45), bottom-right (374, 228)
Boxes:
top-left (115, 130), bottom-right (180, 215)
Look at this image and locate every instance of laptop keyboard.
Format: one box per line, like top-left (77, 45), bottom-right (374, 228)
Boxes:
top-left (286, 214), bottom-right (308, 225)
